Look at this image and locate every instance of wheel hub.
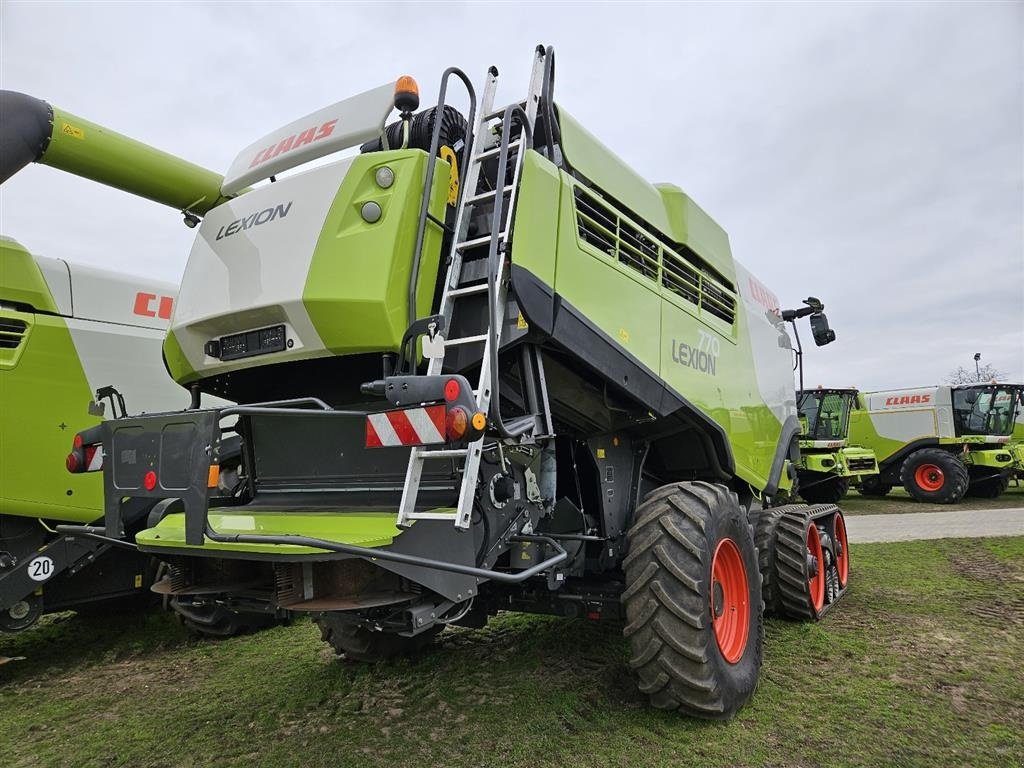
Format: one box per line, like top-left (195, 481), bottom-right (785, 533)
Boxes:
top-left (915, 463), bottom-right (945, 492)
top-left (712, 581), bottom-right (725, 618)
top-left (709, 537), bottom-right (750, 664)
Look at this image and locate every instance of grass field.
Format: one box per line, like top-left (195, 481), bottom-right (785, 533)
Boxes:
top-left (838, 480), bottom-right (1024, 515)
top-left (2, 536), bottom-right (1022, 768)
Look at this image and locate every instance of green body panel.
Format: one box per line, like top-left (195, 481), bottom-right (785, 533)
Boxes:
top-left (799, 445), bottom-right (878, 480)
top-left (136, 510), bottom-right (420, 554)
top-left (0, 309), bottom-right (103, 524)
top-left (962, 448), bottom-right (1017, 470)
top-left (43, 107), bottom-right (229, 216)
top-left (162, 328), bottom-right (197, 385)
top-left (556, 108), bottom-right (735, 284)
top-left (846, 408), bottom-right (907, 466)
top-left (511, 152), bottom-right (784, 493)
top-left (304, 150), bottom-right (450, 353)
top-left (0, 238), bottom-right (59, 313)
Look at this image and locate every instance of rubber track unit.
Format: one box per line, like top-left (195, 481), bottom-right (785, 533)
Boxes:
top-left (622, 481), bottom-right (763, 720)
top-left (900, 447), bottom-right (969, 503)
top-left (798, 474), bottom-right (849, 505)
top-left (316, 613), bottom-right (443, 662)
top-left (754, 504), bottom-right (807, 616)
top-left (964, 472), bottom-right (1010, 499)
top-left (771, 504), bottom-right (847, 621)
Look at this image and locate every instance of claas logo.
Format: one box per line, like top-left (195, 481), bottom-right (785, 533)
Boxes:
top-left (248, 120), bottom-right (338, 168)
top-left (134, 292), bottom-right (173, 320)
top-left (884, 394), bottom-right (931, 406)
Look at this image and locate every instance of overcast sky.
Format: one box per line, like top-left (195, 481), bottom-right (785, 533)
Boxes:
top-left (1, 1), bottom-right (1021, 390)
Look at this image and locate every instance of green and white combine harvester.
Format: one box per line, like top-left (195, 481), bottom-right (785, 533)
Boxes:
top-left (794, 387), bottom-right (879, 504)
top-left (0, 238), bottom-right (278, 634)
top-left (848, 384), bottom-right (1024, 502)
top-left (1, 46), bottom-right (851, 717)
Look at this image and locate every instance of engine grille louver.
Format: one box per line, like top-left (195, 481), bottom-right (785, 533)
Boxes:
top-left (0, 317), bottom-right (28, 350)
top-left (573, 186), bottom-right (737, 325)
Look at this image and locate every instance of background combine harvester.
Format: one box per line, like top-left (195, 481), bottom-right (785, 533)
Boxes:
top-left (5, 46), bottom-right (850, 719)
top-left (0, 103), bottom-right (282, 635)
top-left (850, 384), bottom-right (1024, 502)
top-left (794, 387), bottom-right (879, 503)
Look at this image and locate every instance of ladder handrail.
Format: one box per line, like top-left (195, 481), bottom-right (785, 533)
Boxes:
top-left (484, 103), bottom-right (533, 439)
top-left (407, 67), bottom-right (479, 331)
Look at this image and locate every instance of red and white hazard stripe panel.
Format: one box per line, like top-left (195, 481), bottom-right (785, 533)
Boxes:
top-left (86, 445), bottom-right (103, 471)
top-left (365, 405), bottom-right (447, 448)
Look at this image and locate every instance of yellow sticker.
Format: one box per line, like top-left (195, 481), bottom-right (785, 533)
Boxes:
top-left (596, 448), bottom-right (606, 459)
top-left (618, 328), bottom-right (630, 343)
top-left (60, 122), bottom-right (85, 140)
top-left (134, 574), bottom-right (143, 588)
top-left (516, 312), bottom-right (528, 330)
top-left (439, 145), bottom-right (459, 206)
top-left (520, 550), bottom-right (532, 561)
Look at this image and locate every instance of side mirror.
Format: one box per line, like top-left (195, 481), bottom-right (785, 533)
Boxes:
top-left (810, 312), bottom-right (836, 346)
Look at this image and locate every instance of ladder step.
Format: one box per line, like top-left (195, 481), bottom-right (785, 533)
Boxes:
top-left (416, 448), bottom-right (470, 459)
top-left (404, 511), bottom-right (458, 521)
top-left (475, 140), bottom-right (522, 162)
top-left (444, 334), bottom-right (488, 347)
top-left (464, 185), bottom-right (515, 205)
top-left (447, 283), bottom-right (489, 298)
top-left (456, 232), bottom-right (505, 251)
top-left (481, 100), bottom-right (527, 121)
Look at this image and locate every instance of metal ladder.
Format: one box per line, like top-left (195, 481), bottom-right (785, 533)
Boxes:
top-left (397, 48), bottom-right (550, 530)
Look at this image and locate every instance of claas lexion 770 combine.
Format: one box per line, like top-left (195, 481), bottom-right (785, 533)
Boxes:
top-left (3, 46), bottom-right (849, 718)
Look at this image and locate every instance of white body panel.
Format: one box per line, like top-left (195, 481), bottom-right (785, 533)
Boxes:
top-left (735, 263), bottom-right (796, 425)
top-left (66, 318), bottom-right (191, 414)
top-left (863, 386), bottom-right (949, 441)
top-left (222, 82), bottom-right (395, 195)
top-left (172, 158), bottom-right (355, 378)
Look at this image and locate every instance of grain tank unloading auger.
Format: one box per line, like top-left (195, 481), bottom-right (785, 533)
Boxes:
top-left (44, 45), bottom-right (848, 718)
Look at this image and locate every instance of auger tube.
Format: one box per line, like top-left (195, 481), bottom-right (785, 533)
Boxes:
top-left (0, 90), bottom-right (230, 216)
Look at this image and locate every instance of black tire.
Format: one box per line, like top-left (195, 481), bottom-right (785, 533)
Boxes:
top-left (773, 508), bottom-right (827, 621)
top-left (622, 481), bottom-right (763, 720)
top-left (965, 472), bottom-right (1010, 499)
top-left (168, 598), bottom-right (282, 638)
top-left (315, 612), bottom-right (443, 662)
top-left (753, 504), bottom-right (806, 616)
top-left (797, 473), bottom-right (849, 505)
top-left (900, 448), bottom-right (969, 503)
top-left (856, 476), bottom-right (892, 497)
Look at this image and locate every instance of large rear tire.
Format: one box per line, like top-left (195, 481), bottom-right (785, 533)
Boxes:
top-left (622, 481), bottom-right (763, 719)
top-left (857, 476), bottom-right (892, 497)
top-left (797, 474), bottom-right (849, 504)
top-left (900, 448), bottom-right (968, 503)
top-left (315, 613), bottom-right (443, 662)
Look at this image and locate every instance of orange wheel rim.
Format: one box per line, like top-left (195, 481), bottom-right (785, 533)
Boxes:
top-left (806, 522), bottom-right (825, 612)
top-left (710, 537), bottom-right (750, 664)
top-left (914, 463), bottom-right (945, 492)
top-left (834, 512), bottom-right (849, 588)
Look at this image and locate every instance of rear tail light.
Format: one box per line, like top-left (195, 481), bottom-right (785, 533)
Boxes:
top-left (446, 407), bottom-right (468, 441)
top-left (444, 378), bottom-right (461, 402)
top-left (66, 442), bottom-right (102, 474)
